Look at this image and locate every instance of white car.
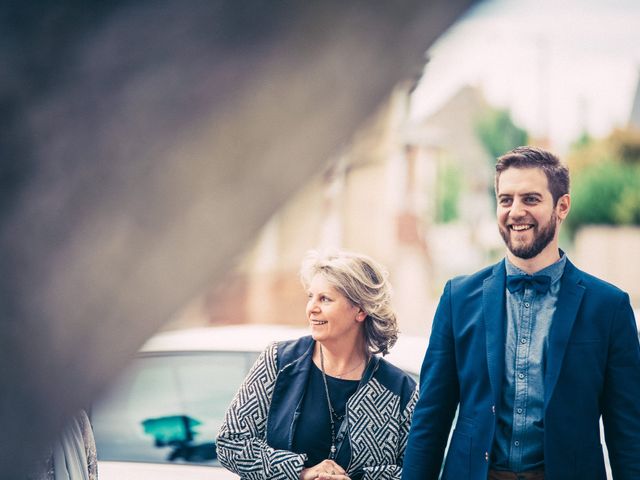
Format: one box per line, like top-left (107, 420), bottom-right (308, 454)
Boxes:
top-left (92, 324), bottom-right (426, 480)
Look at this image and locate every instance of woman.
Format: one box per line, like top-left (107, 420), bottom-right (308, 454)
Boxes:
top-left (217, 250), bottom-right (418, 480)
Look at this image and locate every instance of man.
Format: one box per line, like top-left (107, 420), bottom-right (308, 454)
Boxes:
top-left (402, 146), bottom-right (640, 480)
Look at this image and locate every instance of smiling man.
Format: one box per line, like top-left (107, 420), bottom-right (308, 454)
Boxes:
top-left (402, 146), bottom-right (640, 480)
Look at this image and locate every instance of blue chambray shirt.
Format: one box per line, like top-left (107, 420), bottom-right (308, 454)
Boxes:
top-left (491, 254), bottom-right (566, 472)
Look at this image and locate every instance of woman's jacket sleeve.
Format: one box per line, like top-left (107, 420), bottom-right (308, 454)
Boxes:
top-left (216, 342), bottom-right (306, 479)
top-left (360, 386), bottom-right (419, 480)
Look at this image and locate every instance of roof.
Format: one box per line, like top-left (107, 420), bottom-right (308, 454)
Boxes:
top-left (141, 324), bottom-right (427, 375)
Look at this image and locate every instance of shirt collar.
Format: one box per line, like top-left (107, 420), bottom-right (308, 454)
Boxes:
top-left (505, 250), bottom-right (566, 286)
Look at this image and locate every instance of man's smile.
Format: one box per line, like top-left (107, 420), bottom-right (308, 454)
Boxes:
top-left (509, 224), bottom-right (534, 232)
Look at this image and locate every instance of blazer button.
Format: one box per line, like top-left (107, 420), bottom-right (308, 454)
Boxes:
top-left (491, 405), bottom-right (495, 414)
top-left (485, 451), bottom-right (489, 461)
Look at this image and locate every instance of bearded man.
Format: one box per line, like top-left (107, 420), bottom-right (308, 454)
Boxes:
top-left (402, 146), bottom-right (640, 480)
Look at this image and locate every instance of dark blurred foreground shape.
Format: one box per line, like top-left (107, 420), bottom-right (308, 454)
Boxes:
top-left (0, 0), bottom-right (475, 476)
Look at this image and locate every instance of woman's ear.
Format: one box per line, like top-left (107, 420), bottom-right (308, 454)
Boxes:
top-left (355, 309), bottom-right (367, 322)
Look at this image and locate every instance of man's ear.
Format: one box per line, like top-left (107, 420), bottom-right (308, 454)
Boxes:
top-left (556, 194), bottom-right (571, 221)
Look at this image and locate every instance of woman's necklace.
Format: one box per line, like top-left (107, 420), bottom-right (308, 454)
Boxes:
top-left (331, 358), bottom-right (365, 379)
top-left (318, 345), bottom-right (366, 460)
top-left (332, 360), bottom-right (364, 379)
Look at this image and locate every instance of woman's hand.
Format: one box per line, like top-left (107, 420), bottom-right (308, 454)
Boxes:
top-left (299, 459), bottom-right (350, 480)
top-left (316, 473), bottom-right (351, 480)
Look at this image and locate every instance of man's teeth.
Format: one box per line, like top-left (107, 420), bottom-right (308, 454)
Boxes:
top-left (511, 225), bottom-right (533, 231)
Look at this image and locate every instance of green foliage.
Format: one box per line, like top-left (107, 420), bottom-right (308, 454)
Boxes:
top-left (609, 128), bottom-right (640, 164)
top-left (566, 161), bottom-right (640, 235)
top-left (572, 131), bottom-right (592, 150)
top-left (614, 188), bottom-right (640, 224)
top-left (476, 109), bottom-right (528, 160)
top-left (436, 162), bottom-right (462, 223)
top-left (476, 108), bottom-right (528, 210)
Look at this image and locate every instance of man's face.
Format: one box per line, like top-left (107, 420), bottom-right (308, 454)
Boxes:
top-left (496, 167), bottom-right (568, 260)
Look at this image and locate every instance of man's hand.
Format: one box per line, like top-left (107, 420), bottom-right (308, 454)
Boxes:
top-left (299, 459), bottom-right (351, 480)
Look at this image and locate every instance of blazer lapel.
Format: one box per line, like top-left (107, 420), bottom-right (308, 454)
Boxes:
top-left (484, 261), bottom-right (507, 406)
top-left (544, 259), bottom-right (585, 407)
top-left (266, 340), bottom-right (313, 449)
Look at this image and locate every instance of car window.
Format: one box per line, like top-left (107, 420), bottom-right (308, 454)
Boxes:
top-left (92, 351), bottom-right (258, 466)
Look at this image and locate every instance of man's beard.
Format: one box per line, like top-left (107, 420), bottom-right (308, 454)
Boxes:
top-left (499, 211), bottom-right (557, 260)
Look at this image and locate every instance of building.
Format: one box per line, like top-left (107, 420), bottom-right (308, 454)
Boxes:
top-left (170, 84), bottom-right (500, 334)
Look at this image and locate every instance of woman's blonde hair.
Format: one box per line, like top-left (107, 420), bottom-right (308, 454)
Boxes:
top-left (300, 249), bottom-right (398, 355)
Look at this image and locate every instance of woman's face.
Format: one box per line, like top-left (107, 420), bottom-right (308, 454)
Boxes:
top-left (306, 274), bottom-right (365, 343)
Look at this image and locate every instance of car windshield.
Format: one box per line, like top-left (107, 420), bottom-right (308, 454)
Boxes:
top-left (92, 351), bottom-right (258, 466)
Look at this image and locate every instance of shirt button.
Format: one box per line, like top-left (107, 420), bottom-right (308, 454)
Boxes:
top-left (518, 373), bottom-right (525, 379)
top-left (524, 302), bottom-right (530, 308)
top-left (520, 338), bottom-right (527, 344)
top-left (517, 408), bottom-right (523, 414)
top-left (514, 441), bottom-right (520, 446)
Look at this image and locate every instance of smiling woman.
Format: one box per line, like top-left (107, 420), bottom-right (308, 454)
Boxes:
top-left (300, 250), bottom-right (398, 357)
top-left (216, 250), bottom-right (418, 480)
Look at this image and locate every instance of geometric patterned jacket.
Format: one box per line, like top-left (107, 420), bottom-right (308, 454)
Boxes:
top-left (217, 336), bottom-right (418, 479)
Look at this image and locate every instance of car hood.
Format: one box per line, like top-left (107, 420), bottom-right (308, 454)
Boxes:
top-left (99, 461), bottom-right (238, 480)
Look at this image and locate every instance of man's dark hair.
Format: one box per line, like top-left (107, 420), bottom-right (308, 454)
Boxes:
top-left (495, 146), bottom-right (570, 204)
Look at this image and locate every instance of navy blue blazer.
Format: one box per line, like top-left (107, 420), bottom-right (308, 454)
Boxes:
top-left (402, 258), bottom-right (640, 480)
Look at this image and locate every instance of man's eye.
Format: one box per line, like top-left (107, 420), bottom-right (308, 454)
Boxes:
top-left (499, 198), bottom-right (512, 205)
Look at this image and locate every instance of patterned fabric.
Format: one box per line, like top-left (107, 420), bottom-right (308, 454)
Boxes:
top-left (75, 409), bottom-right (98, 480)
top-left (349, 380), bottom-right (418, 480)
top-left (217, 343), bottom-right (306, 479)
top-left (217, 340), bottom-right (418, 480)
top-left (28, 410), bottom-right (98, 480)
top-left (81, 410), bottom-right (98, 480)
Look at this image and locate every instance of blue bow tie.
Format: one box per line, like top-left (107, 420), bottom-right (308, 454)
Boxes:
top-left (506, 274), bottom-right (551, 294)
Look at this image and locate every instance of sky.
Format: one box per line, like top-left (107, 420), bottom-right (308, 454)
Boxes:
top-left (410, 0), bottom-right (640, 151)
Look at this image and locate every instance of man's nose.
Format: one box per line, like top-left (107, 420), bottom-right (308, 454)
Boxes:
top-left (509, 199), bottom-right (527, 217)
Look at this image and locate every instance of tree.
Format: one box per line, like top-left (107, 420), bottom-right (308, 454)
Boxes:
top-left (475, 108), bottom-right (528, 207)
top-left (476, 108), bottom-right (528, 161)
top-left (435, 162), bottom-right (462, 223)
top-left (565, 128), bottom-right (640, 236)
top-left (566, 161), bottom-right (640, 232)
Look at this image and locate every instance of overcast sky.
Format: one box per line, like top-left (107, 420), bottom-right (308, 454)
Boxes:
top-left (410, 0), bottom-right (640, 151)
